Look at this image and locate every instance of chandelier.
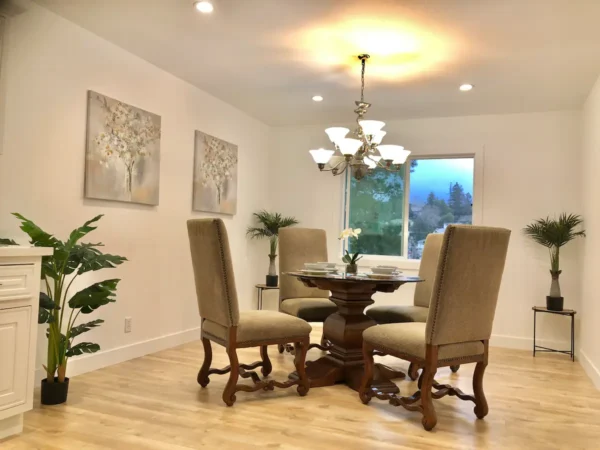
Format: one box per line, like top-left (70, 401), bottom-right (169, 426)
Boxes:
top-left (309, 54), bottom-right (411, 181)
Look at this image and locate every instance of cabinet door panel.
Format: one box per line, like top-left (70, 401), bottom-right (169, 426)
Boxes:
top-left (0, 307), bottom-right (31, 411)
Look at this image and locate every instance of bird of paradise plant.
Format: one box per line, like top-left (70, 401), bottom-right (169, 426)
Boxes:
top-left (1, 214), bottom-right (126, 390)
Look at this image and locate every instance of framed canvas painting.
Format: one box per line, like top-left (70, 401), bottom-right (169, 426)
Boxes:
top-left (193, 130), bottom-right (238, 215)
top-left (85, 91), bottom-right (161, 206)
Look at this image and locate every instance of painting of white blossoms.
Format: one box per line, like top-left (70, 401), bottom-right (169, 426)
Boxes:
top-left (85, 91), bottom-right (161, 205)
top-left (193, 131), bottom-right (238, 215)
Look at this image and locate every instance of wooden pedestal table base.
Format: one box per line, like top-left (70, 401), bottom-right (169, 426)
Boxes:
top-left (287, 273), bottom-right (422, 392)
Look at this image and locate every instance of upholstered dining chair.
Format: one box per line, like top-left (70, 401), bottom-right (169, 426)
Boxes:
top-left (359, 225), bottom-right (511, 431)
top-left (278, 227), bottom-right (337, 353)
top-left (366, 233), bottom-right (459, 379)
top-left (187, 218), bottom-right (311, 406)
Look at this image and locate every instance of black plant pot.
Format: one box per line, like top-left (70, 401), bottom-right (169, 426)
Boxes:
top-left (41, 377), bottom-right (69, 405)
top-left (546, 296), bottom-right (564, 312)
top-left (266, 275), bottom-right (278, 287)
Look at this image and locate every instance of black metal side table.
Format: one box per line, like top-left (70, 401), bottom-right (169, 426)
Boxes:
top-left (255, 284), bottom-right (279, 310)
top-left (532, 306), bottom-right (576, 361)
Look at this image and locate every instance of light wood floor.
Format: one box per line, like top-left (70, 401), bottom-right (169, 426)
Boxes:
top-left (2, 326), bottom-right (600, 450)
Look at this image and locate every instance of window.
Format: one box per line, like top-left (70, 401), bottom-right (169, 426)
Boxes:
top-left (346, 156), bottom-right (474, 259)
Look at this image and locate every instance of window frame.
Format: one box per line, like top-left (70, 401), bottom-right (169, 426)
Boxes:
top-left (342, 151), bottom-right (481, 266)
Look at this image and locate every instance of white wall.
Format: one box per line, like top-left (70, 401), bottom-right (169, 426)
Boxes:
top-left (581, 75), bottom-right (600, 388)
top-left (270, 111), bottom-right (583, 349)
top-left (0, 2), bottom-right (271, 379)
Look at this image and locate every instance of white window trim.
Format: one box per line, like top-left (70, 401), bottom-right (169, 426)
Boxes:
top-left (341, 148), bottom-right (484, 270)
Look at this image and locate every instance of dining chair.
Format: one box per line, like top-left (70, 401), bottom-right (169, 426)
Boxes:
top-left (278, 227), bottom-right (337, 353)
top-left (187, 218), bottom-right (311, 406)
top-left (359, 225), bottom-right (511, 431)
top-left (366, 233), bottom-right (459, 379)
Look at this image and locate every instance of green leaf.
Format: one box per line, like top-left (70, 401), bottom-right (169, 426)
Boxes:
top-left (11, 213), bottom-right (60, 248)
top-left (66, 342), bottom-right (100, 357)
top-left (68, 279), bottom-right (120, 314)
top-left (0, 238), bottom-right (18, 246)
top-left (69, 319), bottom-right (104, 339)
top-left (38, 292), bottom-right (59, 324)
top-left (66, 215), bottom-right (104, 248)
top-left (74, 243), bottom-right (127, 275)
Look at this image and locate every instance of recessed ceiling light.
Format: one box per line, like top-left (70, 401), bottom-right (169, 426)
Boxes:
top-left (194, 1), bottom-right (214, 13)
top-left (459, 84), bottom-right (473, 91)
top-left (312, 95), bottom-right (324, 102)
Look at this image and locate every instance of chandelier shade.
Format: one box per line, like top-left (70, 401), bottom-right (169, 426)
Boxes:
top-left (309, 54), bottom-right (412, 180)
top-left (337, 138), bottom-right (363, 156)
top-left (377, 145), bottom-right (405, 161)
top-left (309, 148), bottom-right (335, 165)
top-left (359, 120), bottom-right (386, 136)
top-left (325, 127), bottom-right (350, 144)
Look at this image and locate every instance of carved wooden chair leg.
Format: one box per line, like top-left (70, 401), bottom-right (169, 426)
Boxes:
top-left (198, 337), bottom-right (212, 387)
top-left (358, 343), bottom-right (375, 405)
top-left (222, 346), bottom-right (240, 407)
top-left (473, 341), bottom-right (489, 419)
top-left (408, 362), bottom-right (420, 381)
top-left (450, 365), bottom-right (460, 373)
top-left (277, 344), bottom-right (285, 354)
top-left (417, 368), bottom-right (424, 390)
top-left (420, 346), bottom-right (438, 431)
top-left (294, 338), bottom-right (310, 396)
top-left (260, 345), bottom-right (272, 377)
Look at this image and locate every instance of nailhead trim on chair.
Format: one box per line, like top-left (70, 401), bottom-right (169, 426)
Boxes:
top-left (214, 220), bottom-right (236, 328)
top-left (427, 225), bottom-right (455, 344)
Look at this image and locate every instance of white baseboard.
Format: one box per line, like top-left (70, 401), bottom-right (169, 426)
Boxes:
top-left (35, 327), bottom-right (200, 385)
top-left (578, 350), bottom-right (600, 390)
top-left (490, 333), bottom-right (570, 352)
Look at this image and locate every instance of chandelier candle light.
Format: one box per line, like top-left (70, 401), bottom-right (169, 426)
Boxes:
top-left (309, 54), bottom-right (411, 181)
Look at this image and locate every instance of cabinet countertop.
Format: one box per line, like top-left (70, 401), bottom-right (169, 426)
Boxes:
top-left (0, 246), bottom-right (53, 258)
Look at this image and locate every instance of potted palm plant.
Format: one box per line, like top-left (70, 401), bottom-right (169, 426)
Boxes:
top-left (524, 213), bottom-right (585, 311)
top-left (1, 213), bottom-right (126, 404)
top-left (246, 210), bottom-right (299, 287)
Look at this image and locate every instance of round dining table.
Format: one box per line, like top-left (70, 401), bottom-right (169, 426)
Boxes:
top-left (287, 271), bottom-right (422, 393)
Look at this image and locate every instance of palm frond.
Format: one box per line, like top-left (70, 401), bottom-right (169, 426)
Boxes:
top-left (247, 210), bottom-right (299, 239)
top-left (524, 213), bottom-right (585, 248)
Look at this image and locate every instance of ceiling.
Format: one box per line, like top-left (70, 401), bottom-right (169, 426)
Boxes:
top-left (33, 0), bottom-right (600, 126)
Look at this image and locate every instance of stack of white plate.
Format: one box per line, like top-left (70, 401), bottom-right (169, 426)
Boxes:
top-left (369, 265), bottom-right (402, 279)
top-left (300, 262), bottom-right (337, 275)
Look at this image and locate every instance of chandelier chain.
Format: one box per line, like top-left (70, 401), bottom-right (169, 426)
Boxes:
top-left (360, 57), bottom-right (366, 103)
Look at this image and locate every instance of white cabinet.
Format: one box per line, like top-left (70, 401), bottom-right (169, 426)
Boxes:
top-left (0, 247), bottom-right (52, 440)
top-left (0, 307), bottom-right (31, 412)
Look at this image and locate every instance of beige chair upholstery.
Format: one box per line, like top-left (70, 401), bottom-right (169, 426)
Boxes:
top-left (279, 227), bottom-right (337, 321)
top-left (203, 311), bottom-right (311, 346)
top-left (366, 233), bottom-right (443, 324)
top-left (187, 218), bottom-right (312, 406)
top-left (360, 225), bottom-right (511, 431)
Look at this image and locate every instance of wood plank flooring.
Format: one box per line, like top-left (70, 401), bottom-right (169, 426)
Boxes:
top-left (2, 326), bottom-right (600, 449)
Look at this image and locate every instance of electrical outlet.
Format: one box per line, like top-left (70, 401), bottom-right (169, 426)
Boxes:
top-left (124, 317), bottom-right (132, 333)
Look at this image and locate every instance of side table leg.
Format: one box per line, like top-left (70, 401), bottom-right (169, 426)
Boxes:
top-left (533, 310), bottom-right (537, 357)
top-left (571, 314), bottom-right (575, 362)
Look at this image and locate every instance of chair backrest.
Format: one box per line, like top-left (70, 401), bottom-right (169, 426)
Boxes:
top-left (187, 218), bottom-right (240, 327)
top-left (279, 227), bottom-right (330, 300)
top-left (425, 225), bottom-right (511, 345)
top-left (413, 233), bottom-right (444, 308)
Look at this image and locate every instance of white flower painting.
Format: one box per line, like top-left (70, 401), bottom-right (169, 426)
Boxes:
top-left (85, 91), bottom-right (161, 205)
top-left (193, 131), bottom-right (238, 215)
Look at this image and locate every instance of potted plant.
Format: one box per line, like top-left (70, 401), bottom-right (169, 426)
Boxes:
top-left (1, 213), bottom-right (126, 404)
top-left (524, 213), bottom-right (585, 311)
top-left (339, 228), bottom-right (362, 274)
top-left (246, 210), bottom-right (299, 287)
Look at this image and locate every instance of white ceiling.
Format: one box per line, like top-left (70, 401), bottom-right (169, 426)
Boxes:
top-left (33, 0), bottom-right (600, 126)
